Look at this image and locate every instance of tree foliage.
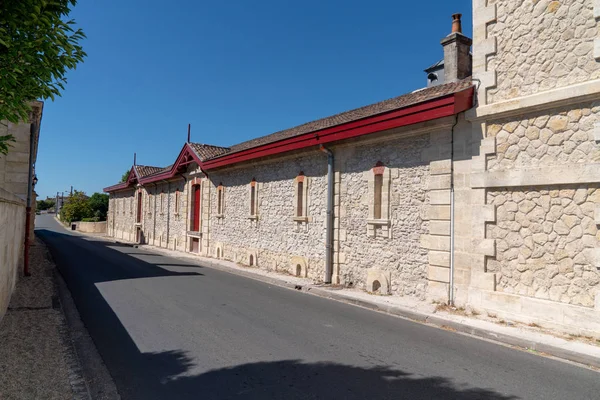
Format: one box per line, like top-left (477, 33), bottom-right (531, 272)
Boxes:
top-left (88, 192), bottom-right (109, 220)
top-left (120, 169), bottom-right (131, 183)
top-left (36, 198), bottom-right (55, 211)
top-left (0, 0), bottom-right (86, 154)
top-left (60, 190), bottom-right (91, 223)
top-left (60, 191), bottom-right (109, 223)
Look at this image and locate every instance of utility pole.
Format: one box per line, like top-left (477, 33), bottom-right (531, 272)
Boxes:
top-left (56, 191), bottom-right (59, 214)
top-left (70, 186), bottom-right (73, 196)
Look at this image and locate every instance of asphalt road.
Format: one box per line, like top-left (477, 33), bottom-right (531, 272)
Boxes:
top-left (35, 214), bottom-right (600, 400)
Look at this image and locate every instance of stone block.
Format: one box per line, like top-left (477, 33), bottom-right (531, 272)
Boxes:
top-left (428, 175), bottom-right (451, 190)
top-left (429, 251), bottom-right (450, 267)
top-left (480, 290), bottom-right (522, 314)
top-left (427, 281), bottom-right (449, 302)
top-left (521, 297), bottom-right (566, 322)
top-left (428, 265), bottom-right (449, 283)
top-left (477, 239), bottom-right (496, 257)
top-left (429, 189), bottom-right (451, 205)
top-left (427, 205), bottom-right (451, 221)
top-left (474, 2), bottom-right (496, 25)
top-left (596, 293), bottom-right (600, 311)
top-left (470, 271), bottom-right (496, 291)
top-left (594, 123), bottom-right (600, 142)
top-left (429, 220), bottom-right (450, 236)
top-left (480, 137), bottom-right (496, 155)
top-left (453, 267), bottom-right (471, 286)
top-left (421, 234), bottom-right (450, 251)
top-left (430, 160), bottom-right (452, 175)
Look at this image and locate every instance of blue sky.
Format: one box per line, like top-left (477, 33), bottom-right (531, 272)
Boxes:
top-left (36, 0), bottom-right (472, 199)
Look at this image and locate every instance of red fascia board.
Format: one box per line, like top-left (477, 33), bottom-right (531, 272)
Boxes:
top-left (103, 182), bottom-right (129, 193)
top-left (202, 87), bottom-right (473, 170)
top-left (138, 144), bottom-right (203, 185)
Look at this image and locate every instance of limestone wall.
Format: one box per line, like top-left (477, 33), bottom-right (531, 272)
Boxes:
top-left (0, 188), bottom-right (26, 321)
top-left (108, 189), bottom-right (136, 241)
top-left (0, 121), bottom-right (33, 200)
top-left (336, 136), bottom-right (430, 298)
top-left (76, 221), bottom-right (107, 234)
top-left (487, 186), bottom-right (600, 307)
top-left (207, 152), bottom-right (328, 280)
top-left (486, 0), bottom-right (600, 103)
top-left (487, 102), bottom-right (600, 171)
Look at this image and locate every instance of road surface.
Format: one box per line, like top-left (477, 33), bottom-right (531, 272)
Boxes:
top-left (35, 214), bottom-right (600, 400)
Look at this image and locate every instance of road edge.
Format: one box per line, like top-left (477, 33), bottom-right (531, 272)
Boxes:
top-left (51, 243), bottom-right (121, 399)
top-left (106, 238), bottom-right (600, 371)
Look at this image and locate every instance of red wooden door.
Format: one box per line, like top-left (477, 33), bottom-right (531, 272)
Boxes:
top-left (193, 185), bottom-right (201, 231)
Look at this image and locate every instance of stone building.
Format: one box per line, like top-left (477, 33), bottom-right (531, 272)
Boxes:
top-left (0, 101), bottom-right (43, 320)
top-left (105, 2), bottom-right (600, 337)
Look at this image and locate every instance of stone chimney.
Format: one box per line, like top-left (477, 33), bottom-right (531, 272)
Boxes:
top-left (441, 14), bottom-right (472, 82)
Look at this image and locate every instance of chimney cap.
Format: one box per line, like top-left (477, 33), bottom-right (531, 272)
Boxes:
top-left (451, 13), bottom-right (462, 34)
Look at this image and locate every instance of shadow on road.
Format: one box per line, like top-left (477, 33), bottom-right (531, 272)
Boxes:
top-left (137, 353), bottom-right (520, 400)
top-left (36, 229), bottom-right (517, 400)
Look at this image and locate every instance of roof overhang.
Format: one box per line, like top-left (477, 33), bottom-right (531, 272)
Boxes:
top-left (104, 85), bottom-right (473, 191)
top-left (201, 86), bottom-right (474, 170)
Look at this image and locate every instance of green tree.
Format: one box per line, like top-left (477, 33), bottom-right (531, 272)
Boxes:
top-left (0, 0), bottom-right (86, 154)
top-left (36, 198), bottom-right (55, 211)
top-left (120, 169), bottom-right (130, 183)
top-left (60, 190), bottom-right (91, 223)
top-left (88, 192), bottom-right (109, 220)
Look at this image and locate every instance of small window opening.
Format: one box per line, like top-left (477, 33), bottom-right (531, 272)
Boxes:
top-left (374, 174), bottom-right (383, 219)
top-left (249, 254), bottom-right (254, 266)
top-left (250, 180), bottom-right (256, 216)
top-left (297, 181), bottom-right (304, 217)
top-left (372, 280), bottom-right (381, 292)
top-left (296, 264), bottom-right (302, 277)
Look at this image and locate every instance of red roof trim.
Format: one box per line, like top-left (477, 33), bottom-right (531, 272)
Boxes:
top-left (104, 86), bottom-right (473, 192)
top-left (202, 87), bottom-right (473, 170)
top-left (137, 143), bottom-right (203, 185)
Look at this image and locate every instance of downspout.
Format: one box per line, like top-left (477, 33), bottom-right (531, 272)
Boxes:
top-left (320, 145), bottom-right (334, 284)
top-left (449, 115), bottom-right (458, 306)
top-left (23, 121), bottom-right (36, 277)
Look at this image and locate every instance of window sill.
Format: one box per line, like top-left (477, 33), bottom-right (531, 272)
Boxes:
top-left (367, 219), bottom-right (390, 226)
top-left (216, 214), bottom-right (224, 219)
top-left (187, 231), bottom-right (202, 238)
top-left (134, 222), bottom-right (142, 226)
top-left (293, 216), bottom-right (311, 223)
top-left (248, 215), bottom-right (258, 220)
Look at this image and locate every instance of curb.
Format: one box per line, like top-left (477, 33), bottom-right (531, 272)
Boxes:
top-left (101, 239), bottom-right (600, 370)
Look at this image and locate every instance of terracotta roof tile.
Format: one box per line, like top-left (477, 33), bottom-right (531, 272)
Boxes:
top-left (135, 165), bottom-right (164, 178)
top-left (189, 143), bottom-right (230, 161)
top-left (220, 79), bottom-right (472, 157)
